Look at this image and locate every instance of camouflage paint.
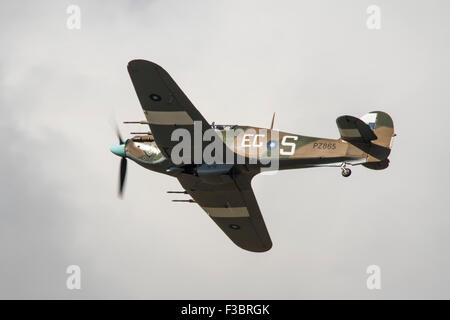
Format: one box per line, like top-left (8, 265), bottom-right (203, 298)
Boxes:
top-left (121, 110), bottom-right (394, 173)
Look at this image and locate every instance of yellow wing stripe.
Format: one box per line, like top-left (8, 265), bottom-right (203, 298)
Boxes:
top-left (204, 207), bottom-right (250, 218)
top-left (144, 110), bottom-right (194, 125)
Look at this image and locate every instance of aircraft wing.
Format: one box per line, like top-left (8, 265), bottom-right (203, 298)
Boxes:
top-left (127, 59), bottom-right (212, 161)
top-left (176, 172), bottom-right (273, 252)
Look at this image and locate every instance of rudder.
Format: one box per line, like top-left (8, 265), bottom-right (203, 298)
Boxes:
top-left (360, 111), bottom-right (395, 169)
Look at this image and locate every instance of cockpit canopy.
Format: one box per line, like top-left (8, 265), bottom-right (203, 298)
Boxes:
top-left (211, 123), bottom-right (237, 130)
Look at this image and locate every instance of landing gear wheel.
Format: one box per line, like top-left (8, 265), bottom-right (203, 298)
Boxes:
top-left (341, 168), bottom-right (351, 177)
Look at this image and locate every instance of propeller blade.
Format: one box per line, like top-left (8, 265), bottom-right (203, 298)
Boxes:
top-left (119, 157), bottom-right (127, 197)
top-left (115, 125), bottom-right (124, 144)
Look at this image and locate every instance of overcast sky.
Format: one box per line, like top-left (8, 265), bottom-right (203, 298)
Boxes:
top-left (1, 0), bottom-right (449, 299)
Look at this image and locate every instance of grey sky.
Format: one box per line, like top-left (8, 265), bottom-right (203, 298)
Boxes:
top-left (1, 0), bottom-right (449, 299)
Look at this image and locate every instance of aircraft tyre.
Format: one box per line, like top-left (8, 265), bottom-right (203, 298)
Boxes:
top-left (341, 168), bottom-right (351, 177)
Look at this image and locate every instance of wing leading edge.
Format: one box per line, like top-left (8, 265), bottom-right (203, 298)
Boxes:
top-left (127, 59), bottom-right (212, 161)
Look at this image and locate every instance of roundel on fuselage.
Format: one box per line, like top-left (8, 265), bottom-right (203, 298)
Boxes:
top-left (267, 140), bottom-right (278, 150)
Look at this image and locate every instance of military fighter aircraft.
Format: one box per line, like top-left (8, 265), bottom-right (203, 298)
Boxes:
top-left (110, 59), bottom-right (395, 252)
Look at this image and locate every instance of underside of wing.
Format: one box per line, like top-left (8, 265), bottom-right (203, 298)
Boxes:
top-left (176, 170), bottom-right (272, 252)
top-left (127, 60), bottom-right (212, 161)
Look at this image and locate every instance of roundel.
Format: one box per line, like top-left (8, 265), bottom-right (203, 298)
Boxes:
top-left (149, 93), bottom-right (161, 101)
top-left (266, 140), bottom-right (278, 150)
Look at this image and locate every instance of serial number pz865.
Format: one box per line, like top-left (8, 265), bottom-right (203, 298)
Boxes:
top-left (312, 142), bottom-right (336, 150)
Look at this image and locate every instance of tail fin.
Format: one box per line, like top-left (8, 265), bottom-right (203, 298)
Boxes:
top-left (336, 111), bottom-right (395, 169)
top-left (360, 111), bottom-right (395, 169)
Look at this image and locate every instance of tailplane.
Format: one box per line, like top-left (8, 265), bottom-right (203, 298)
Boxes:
top-left (336, 115), bottom-right (377, 143)
top-left (337, 111), bottom-right (395, 170)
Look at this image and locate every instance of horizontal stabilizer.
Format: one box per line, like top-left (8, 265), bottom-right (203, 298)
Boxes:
top-left (336, 115), bottom-right (377, 143)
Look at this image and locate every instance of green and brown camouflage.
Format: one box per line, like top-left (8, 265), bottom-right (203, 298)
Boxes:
top-left (111, 59), bottom-right (396, 252)
top-left (123, 111), bottom-right (394, 173)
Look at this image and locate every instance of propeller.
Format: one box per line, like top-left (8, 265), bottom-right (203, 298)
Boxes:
top-left (119, 157), bottom-right (127, 197)
top-left (115, 125), bottom-right (124, 144)
top-left (111, 125), bottom-right (127, 197)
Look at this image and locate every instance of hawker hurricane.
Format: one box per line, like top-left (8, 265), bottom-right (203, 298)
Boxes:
top-left (111, 60), bottom-right (395, 252)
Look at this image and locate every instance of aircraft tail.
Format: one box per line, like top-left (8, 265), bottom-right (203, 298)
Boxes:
top-left (360, 111), bottom-right (395, 170)
top-left (336, 111), bottom-right (395, 170)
